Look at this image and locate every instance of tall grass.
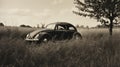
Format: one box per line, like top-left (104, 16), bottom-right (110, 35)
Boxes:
top-left (0, 27), bottom-right (120, 67)
top-left (0, 26), bottom-right (35, 39)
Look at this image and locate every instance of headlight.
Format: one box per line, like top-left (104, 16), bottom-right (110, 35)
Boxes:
top-left (26, 34), bottom-right (31, 39)
top-left (26, 34), bottom-right (29, 37)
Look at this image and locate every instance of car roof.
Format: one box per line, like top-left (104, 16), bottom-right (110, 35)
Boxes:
top-left (48, 22), bottom-right (74, 26)
top-left (45, 22), bottom-right (77, 31)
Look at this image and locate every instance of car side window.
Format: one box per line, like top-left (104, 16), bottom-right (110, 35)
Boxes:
top-left (46, 24), bottom-right (56, 29)
top-left (58, 26), bottom-right (65, 30)
top-left (56, 25), bottom-right (66, 30)
top-left (68, 26), bottom-right (75, 31)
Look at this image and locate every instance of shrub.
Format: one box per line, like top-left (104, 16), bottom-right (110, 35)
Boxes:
top-left (0, 23), bottom-right (4, 26)
top-left (20, 24), bottom-right (32, 28)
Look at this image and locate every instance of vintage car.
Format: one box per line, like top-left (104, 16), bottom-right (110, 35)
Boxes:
top-left (25, 22), bottom-right (82, 43)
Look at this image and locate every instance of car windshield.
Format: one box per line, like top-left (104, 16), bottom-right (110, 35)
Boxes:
top-left (46, 23), bottom-right (56, 29)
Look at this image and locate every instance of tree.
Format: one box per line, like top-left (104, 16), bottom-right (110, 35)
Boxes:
top-left (41, 23), bottom-right (45, 28)
top-left (20, 24), bottom-right (32, 28)
top-left (76, 24), bottom-right (80, 28)
top-left (0, 22), bottom-right (4, 26)
top-left (86, 26), bottom-right (89, 29)
top-left (73, 0), bottom-right (120, 36)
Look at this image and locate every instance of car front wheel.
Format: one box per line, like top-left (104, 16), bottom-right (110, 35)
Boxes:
top-left (42, 37), bottom-right (49, 43)
top-left (39, 35), bottom-right (51, 43)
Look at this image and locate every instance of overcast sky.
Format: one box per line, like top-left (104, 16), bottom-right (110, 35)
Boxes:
top-left (0, 0), bottom-right (99, 27)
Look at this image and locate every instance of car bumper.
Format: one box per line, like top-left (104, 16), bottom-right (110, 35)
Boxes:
top-left (25, 38), bottom-right (39, 42)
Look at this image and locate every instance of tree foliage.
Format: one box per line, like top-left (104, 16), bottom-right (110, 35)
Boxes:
top-left (74, 0), bottom-right (120, 35)
top-left (20, 24), bottom-right (32, 28)
top-left (0, 23), bottom-right (4, 26)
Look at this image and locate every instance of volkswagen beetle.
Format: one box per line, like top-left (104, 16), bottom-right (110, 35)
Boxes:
top-left (25, 22), bottom-right (82, 43)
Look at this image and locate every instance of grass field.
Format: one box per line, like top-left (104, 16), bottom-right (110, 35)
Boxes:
top-left (0, 26), bottom-right (120, 67)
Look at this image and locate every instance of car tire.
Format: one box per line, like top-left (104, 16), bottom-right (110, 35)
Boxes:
top-left (39, 35), bottom-right (51, 43)
top-left (73, 33), bottom-right (82, 40)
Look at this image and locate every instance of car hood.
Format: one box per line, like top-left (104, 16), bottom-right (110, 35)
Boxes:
top-left (27, 28), bottom-right (50, 38)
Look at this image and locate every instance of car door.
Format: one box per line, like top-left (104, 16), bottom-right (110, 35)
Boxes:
top-left (54, 25), bottom-right (66, 40)
top-left (65, 26), bottom-right (76, 39)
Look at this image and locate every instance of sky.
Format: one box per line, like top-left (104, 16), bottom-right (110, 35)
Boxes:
top-left (0, 0), bottom-right (100, 27)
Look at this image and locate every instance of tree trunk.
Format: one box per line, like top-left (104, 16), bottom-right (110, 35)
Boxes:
top-left (109, 18), bottom-right (113, 36)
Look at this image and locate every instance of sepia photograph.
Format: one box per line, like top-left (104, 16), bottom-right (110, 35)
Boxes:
top-left (0, 0), bottom-right (120, 67)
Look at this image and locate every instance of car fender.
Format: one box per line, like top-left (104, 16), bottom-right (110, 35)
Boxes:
top-left (73, 32), bottom-right (82, 39)
top-left (38, 32), bottom-right (52, 39)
